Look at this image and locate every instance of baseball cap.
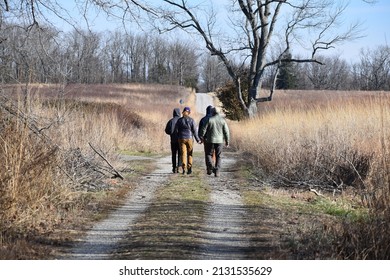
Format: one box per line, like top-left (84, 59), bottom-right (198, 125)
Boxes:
top-left (183, 106), bottom-right (191, 113)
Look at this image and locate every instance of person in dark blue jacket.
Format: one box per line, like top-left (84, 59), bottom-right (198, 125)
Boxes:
top-left (174, 107), bottom-right (201, 175)
top-left (165, 108), bottom-right (182, 173)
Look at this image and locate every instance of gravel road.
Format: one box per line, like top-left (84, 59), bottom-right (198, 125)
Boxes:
top-left (62, 93), bottom-right (256, 259)
top-left (62, 156), bottom-right (172, 259)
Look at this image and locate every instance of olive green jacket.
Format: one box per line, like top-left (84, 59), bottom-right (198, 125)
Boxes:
top-left (199, 113), bottom-right (230, 144)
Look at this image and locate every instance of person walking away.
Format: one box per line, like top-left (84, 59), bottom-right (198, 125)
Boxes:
top-left (198, 105), bottom-right (215, 170)
top-left (165, 108), bottom-right (182, 173)
top-left (199, 107), bottom-right (230, 177)
top-left (174, 106), bottom-right (201, 175)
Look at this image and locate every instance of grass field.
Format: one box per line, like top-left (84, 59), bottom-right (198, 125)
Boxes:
top-left (0, 83), bottom-right (194, 258)
top-left (1, 84), bottom-right (389, 259)
top-left (230, 89), bottom-right (390, 259)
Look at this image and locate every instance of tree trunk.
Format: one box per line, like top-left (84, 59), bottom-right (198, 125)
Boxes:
top-left (248, 99), bottom-right (258, 118)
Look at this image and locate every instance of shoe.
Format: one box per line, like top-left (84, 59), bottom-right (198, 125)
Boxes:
top-left (172, 168), bottom-right (176, 173)
top-left (175, 167), bottom-right (179, 173)
top-left (182, 168), bottom-right (185, 175)
top-left (187, 168), bottom-right (192, 175)
top-left (207, 168), bottom-right (213, 175)
top-left (214, 169), bottom-right (220, 177)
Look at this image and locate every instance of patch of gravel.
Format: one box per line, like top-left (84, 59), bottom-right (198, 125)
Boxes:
top-left (60, 155), bottom-right (172, 260)
top-left (199, 153), bottom-right (251, 259)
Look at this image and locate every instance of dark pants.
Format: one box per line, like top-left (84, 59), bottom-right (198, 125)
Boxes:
top-left (170, 141), bottom-right (182, 169)
top-left (204, 142), bottom-right (223, 171)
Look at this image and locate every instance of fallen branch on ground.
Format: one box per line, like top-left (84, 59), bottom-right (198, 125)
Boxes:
top-left (88, 142), bottom-right (124, 180)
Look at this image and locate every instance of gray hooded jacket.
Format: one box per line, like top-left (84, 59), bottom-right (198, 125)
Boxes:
top-left (199, 109), bottom-right (230, 144)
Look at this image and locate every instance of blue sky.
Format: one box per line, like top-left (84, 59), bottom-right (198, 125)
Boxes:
top-left (332, 0), bottom-right (390, 61)
top-left (50, 0), bottom-right (389, 62)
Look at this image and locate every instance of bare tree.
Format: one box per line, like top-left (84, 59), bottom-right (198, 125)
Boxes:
top-left (167, 40), bottom-right (199, 87)
top-left (306, 55), bottom-right (351, 90)
top-left (147, 0), bottom-right (370, 117)
top-left (199, 54), bottom-right (230, 92)
top-left (63, 29), bottom-right (103, 83)
top-left (0, 0), bottom-right (154, 31)
top-left (1, 0), bottom-right (378, 95)
top-left (352, 45), bottom-right (390, 91)
top-left (103, 30), bottom-right (125, 83)
top-left (122, 33), bottom-right (148, 83)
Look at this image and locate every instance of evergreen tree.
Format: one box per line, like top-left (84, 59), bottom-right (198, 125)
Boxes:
top-left (276, 52), bottom-right (297, 89)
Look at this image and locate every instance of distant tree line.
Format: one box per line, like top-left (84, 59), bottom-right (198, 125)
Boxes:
top-left (269, 47), bottom-right (390, 91)
top-left (0, 24), bottom-right (389, 91)
top-left (0, 24), bottom-right (199, 88)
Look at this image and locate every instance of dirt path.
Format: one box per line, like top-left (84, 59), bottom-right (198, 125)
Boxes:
top-left (61, 156), bottom-right (172, 259)
top-left (195, 94), bottom-right (251, 258)
top-left (60, 149), bottom-right (289, 260)
top-left (199, 156), bottom-right (251, 259)
top-left (63, 150), bottom-right (253, 259)
top-left (61, 93), bottom-right (284, 259)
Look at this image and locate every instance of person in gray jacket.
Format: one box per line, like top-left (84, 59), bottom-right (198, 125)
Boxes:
top-left (199, 107), bottom-right (230, 177)
top-left (174, 107), bottom-right (201, 174)
top-left (198, 105), bottom-right (215, 169)
top-left (165, 108), bottom-right (182, 173)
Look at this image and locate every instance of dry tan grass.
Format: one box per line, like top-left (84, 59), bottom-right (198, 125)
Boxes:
top-left (26, 83), bottom-right (194, 153)
top-left (0, 83), bottom-right (193, 258)
top-left (230, 91), bottom-right (389, 187)
top-left (230, 90), bottom-right (390, 259)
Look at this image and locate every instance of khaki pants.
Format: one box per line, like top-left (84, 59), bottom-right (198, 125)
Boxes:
top-left (178, 139), bottom-right (194, 170)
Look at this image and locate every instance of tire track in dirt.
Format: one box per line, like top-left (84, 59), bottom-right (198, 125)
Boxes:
top-left (195, 94), bottom-right (252, 258)
top-left (198, 154), bottom-right (251, 259)
top-left (61, 150), bottom-right (283, 259)
top-left (61, 156), bottom-right (172, 260)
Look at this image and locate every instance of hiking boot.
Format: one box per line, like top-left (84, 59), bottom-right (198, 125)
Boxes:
top-left (187, 167), bottom-right (192, 175)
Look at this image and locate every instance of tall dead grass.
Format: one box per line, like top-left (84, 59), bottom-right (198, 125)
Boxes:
top-left (0, 99), bottom-right (67, 246)
top-left (230, 90), bottom-right (390, 258)
top-left (20, 83), bottom-right (193, 153)
top-left (0, 83), bottom-right (192, 257)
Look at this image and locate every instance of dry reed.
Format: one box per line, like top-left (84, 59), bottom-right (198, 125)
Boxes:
top-left (230, 90), bottom-right (390, 258)
top-left (0, 83), bottom-right (192, 258)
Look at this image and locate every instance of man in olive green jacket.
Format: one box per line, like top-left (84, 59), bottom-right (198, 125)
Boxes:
top-left (199, 107), bottom-right (230, 177)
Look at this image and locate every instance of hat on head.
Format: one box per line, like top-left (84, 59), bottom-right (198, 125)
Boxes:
top-left (183, 106), bottom-right (191, 113)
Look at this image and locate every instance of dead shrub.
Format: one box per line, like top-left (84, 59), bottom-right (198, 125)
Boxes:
top-left (0, 111), bottom-right (65, 238)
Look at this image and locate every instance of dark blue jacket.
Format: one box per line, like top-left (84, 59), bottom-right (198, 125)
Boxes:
top-left (174, 115), bottom-right (200, 142)
top-left (165, 108), bottom-right (181, 142)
